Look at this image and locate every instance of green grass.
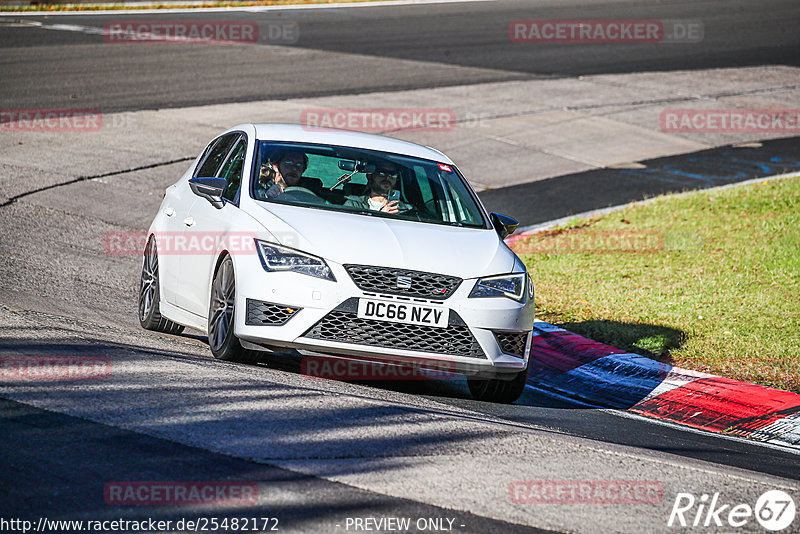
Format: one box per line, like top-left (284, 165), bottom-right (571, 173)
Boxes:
top-left (511, 176), bottom-right (800, 393)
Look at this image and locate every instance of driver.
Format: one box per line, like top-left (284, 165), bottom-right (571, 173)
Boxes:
top-left (344, 162), bottom-right (412, 214)
top-left (257, 150), bottom-right (324, 204)
top-left (275, 150), bottom-right (308, 189)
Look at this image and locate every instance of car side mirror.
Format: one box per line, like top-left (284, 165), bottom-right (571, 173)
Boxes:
top-left (490, 212), bottom-right (519, 239)
top-left (189, 177), bottom-right (226, 209)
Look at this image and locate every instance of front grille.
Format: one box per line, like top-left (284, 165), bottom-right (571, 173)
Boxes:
top-left (303, 299), bottom-right (485, 359)
top-left (246, 299), bottom-right (301, 326)
top-left (494, 331), bottom-right (529, 357)
top-left (344, 264), bottom-right (462, 300)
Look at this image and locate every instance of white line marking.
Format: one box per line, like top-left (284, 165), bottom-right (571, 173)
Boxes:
top-left (636, 366), bottom-right (715, 403)
top-left (751, 413), bottom-right (800, 447)
top-left (524, 383), bottom-right (800, 455)
top-left (0, 0), bottom-right (494, 17)
top-left (608, 406), bottom-right (800, 455)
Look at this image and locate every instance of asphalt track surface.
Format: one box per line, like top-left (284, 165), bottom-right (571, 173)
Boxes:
top-left (0, 0), bottom-right (798, 111)
top-left (2, 0), bottom-right (800, 532)
top-left (1, 399), bottom-right (545, 533)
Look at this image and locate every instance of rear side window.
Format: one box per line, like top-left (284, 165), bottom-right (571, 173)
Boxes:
top-left (196, 133), bottom-right (238, 178)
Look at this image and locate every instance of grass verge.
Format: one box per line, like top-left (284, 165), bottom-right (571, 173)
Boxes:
top-left (510, 175), bottom-right (800, 393)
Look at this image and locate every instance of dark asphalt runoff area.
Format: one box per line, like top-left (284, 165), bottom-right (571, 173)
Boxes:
top-left (480, 136), bottom-right (800, 227)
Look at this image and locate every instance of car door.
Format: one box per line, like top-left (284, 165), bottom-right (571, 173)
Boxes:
top-left (177, 133), bottom-right (248, 317)
top-left (158, 134), bottom-right (236, 305)
top-left (158, 180), bottom-right (196, 305)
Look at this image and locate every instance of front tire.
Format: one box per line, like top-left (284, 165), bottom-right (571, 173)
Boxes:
top-left (139, 236), bottom-right (184, 335)
top-left (208, 255), bottom-right (258, 364)
top-left (467, 367), bottom-right (528, 404)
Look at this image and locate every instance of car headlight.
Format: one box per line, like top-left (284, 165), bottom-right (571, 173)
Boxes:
top-left (255, 240), bottom-right (335, 281)
top-left (468, 273), bottom-right (527, 302)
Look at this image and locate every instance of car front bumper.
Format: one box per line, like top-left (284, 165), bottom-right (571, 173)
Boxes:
top-left (233, 256), bottom-right (534, 378)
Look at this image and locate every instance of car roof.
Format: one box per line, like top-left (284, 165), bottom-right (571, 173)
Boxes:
top-left (239, 123), bottom-right (454, 164)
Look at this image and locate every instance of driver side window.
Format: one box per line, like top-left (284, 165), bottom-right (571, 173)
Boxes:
top-left (218, 137), bottom-right (247, 202)
top-left (196, 133), bottom-right (238, 178)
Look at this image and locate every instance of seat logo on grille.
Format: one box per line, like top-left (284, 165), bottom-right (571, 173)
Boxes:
top-left (396, 275), bottom-right (412, 289)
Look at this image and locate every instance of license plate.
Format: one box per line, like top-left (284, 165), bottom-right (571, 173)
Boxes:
top-left (357, 299), bottom-right (448, 328)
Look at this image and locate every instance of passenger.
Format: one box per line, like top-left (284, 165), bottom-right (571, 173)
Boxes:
top-left (344, 162), bottom-right (412, 214)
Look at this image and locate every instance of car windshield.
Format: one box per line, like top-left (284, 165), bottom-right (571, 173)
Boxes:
top-left (251, 141), bottom-right (488, 228)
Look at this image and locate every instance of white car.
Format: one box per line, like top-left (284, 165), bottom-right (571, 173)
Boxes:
top-left (139, 124), bottom-right (534, 403)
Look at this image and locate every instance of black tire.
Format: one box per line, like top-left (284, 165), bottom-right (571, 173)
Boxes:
top-left (139, 236), bottom-right (184, 335)
top-left (467, 367), bottom-right (529, 404)
top-left (207, 255), bottom-right (259, 364)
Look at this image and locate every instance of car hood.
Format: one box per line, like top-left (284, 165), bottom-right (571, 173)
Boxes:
top-left (250, 202), bottom-right (517, 279)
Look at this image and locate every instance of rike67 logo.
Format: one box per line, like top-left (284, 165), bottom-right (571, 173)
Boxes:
top-left (668, 490), bottom-right (796, 531)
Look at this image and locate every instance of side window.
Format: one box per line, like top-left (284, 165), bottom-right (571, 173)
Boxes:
top-left (219, 138), bottom-right (247, 202)
top-left (413, 165), bottom-right (434, 204)
top-left (196, 133), bottom-right (238, 178)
